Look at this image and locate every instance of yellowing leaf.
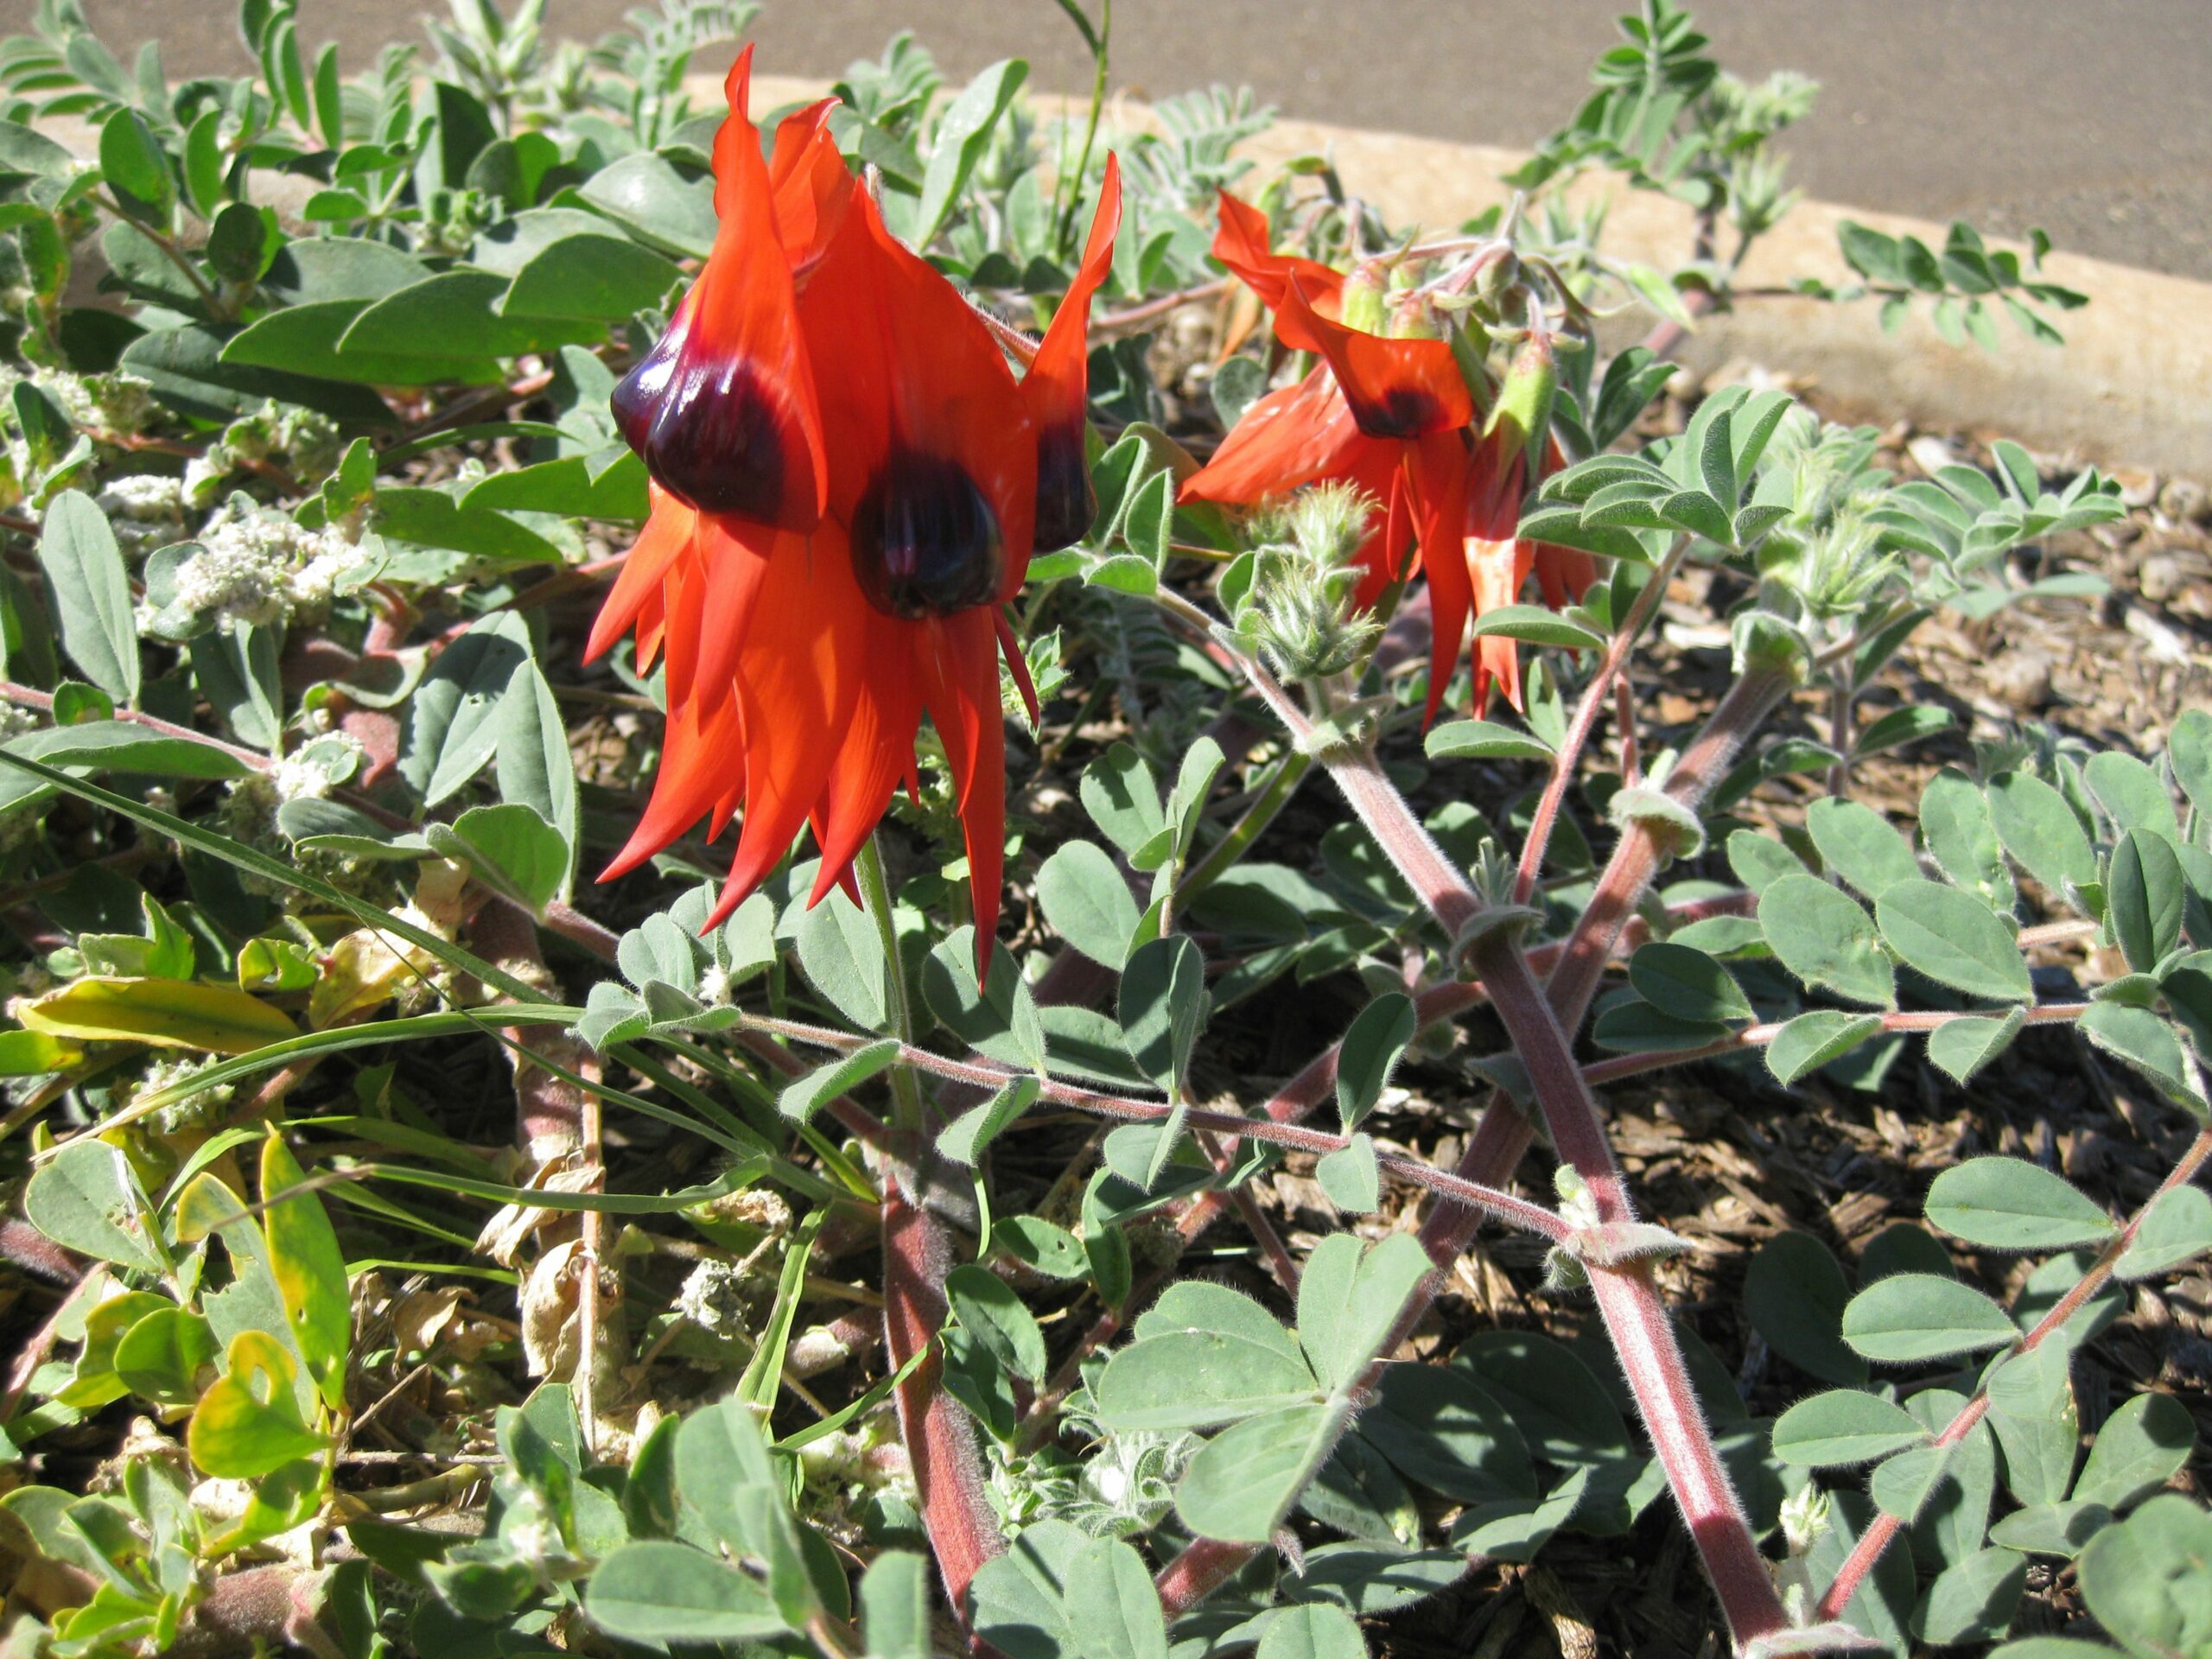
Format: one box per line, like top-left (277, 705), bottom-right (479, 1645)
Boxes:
top-left (259, 1135), bottom-right (352, 1411)
top-left (17, 977), bottom-right (298, 1055)
top-left (188, 1329), bottom-right (328, 1479)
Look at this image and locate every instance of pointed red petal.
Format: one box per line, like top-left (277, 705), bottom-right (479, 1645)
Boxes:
top-left (611, 47), bottom-right (827, 530)
top-left (1279, 276), bottom-right (1472, 441)
top-left (586, 485), bottom-right (695, 662)
top-left (1026, 155), bottom-right (1122, 553)
top-left (918, 609), bottom-right (1008, 973)
top-left (1182, 368), bottom-right (1382, 505)
top-left (767, 96), bottom-right (851, 266)
top-left (1406, 429), bottom-right (1472, 726)
top-left (1212, 189), bottom-right (1343, 314)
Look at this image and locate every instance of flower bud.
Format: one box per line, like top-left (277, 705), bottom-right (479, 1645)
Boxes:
top-left (1338, 266), bottom-right (1389, 337)
top-left (1483, 331), bottom-right (1558, 472)
top-left (1232, 481), bottom-right (1383, 681)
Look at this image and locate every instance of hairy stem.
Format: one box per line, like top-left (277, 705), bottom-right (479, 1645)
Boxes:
top-left (1516, 541), bottom-right (1688, 904)
top-left (1472, 934), bottom-right (1789, 1649)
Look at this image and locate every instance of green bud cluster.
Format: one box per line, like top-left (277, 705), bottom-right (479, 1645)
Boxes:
top-left (1230, 480), bottom-right (1384, 682)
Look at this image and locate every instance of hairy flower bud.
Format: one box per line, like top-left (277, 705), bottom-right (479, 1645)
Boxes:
top-left (1232, 481), bottom-right (1384, 680)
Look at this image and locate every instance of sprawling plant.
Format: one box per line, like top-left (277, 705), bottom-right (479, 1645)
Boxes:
top-left (0, 1), bottom-right (2198, 1656)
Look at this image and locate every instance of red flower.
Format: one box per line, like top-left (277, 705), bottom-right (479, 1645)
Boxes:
top-left (1184, 191), bottom-right (1596, 717)
top-left (589, 48), bottom-right (1122, 957)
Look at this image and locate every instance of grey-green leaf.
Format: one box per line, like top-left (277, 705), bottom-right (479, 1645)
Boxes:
top-left (1840, 1273), bottom-right (2018, 1363)
top-left (1760, 875), bottom-right (1896, 1008)
top-left (1877, 880), bottom-right (2031, 1003)
top-left (1924, 1158), bottom-right (2115, 1251)
top-left (38, 492), bottom-right (140, 702)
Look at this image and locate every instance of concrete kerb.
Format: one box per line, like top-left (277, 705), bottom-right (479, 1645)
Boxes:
top-left (761, 72), bottom-right (2212, 479)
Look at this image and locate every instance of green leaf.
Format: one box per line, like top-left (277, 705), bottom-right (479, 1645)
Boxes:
top-left (1297, 1232), bottom-right (1432, 1393)
top-left (1924, 1158), bottom-right (2116, 1252)
top-left (918, 929), bottom-right (1045, 1071)
top-left (340, 270), bottom-right (602, 361)
top-left (1081, 744), bottom-right (1166, 855)
top-left (1628, 941), bottom-right (1754, 1025)
top-left (1315, 1134), bottom-right (1381, 1214)
top-left (98, 107), bottom-right (173, 219)
top-left (2107, 831), bottom-right (2185, 976)
top-left (2171, 709), bottom-right (2212, 819)
top-left (585, 1541), bottom-right (791, 1643)
top-left (22, 1138), bottom-right (166, 1276)
top-left (1772, 1391), bottom-right (1929, 1466)
top-left (1986, 771), bottom-right (2096, 895)
top-left (188, 1330), bottom-right (329, 1478)
top-left (1912, 1548), bottom-right (2026, 1647)
top-left (794, 889), bottom-right (893, 1033)
top-left (112, 1307), bottom-right (219, 1408)
top-left (1877, 880), bottom-right (2032, 1003)
top-left (2070, 1391), bottom-right (2194, 1510)
top-left (945, 1263), bottom-right (1048, 1382)
top-left (2083, 752), bottom-right (2180, 843)
top-left (1807, 799), bottom-right (1921, 900)
top-left (1744, 1231), bottom-right (1867, 1385)
top-left (1037, 841), bottom-right (1141, 965)
top-left (1760, 875), bottom-right (1896, 1007)
top-left (671, 1394), bottom-right (817, 1624)
top-left (424, 803), bottom-right (569, 915)
top-left (1840, 1273), bottom-right (2018, 1363)
top-left (913, 59), bottom-right (1029, 246)
top-left (1426, 719), bottom-right (1554, 762)
top-left (1176, 1402), bottom-right (1338, 1543)
top-left (2077, 1001), bottom-right (2207, 1116)
top-left (1336, 991), bottom-right (1416, 1130)
top-left (2115, 1184), bottom-right (2212, 1281)
top-left (1094, 1331), bottom-right (1317, 1433)
top-left (859, 1551), bottom-right (929, 1659)
top-left (1927, 1009), bottom-right (2025, 1084)
top-left (1359, 1361), bottom-right (1536, 1503)
top-left (259, 1135), bottom-right (351, 1411)
top-left (37, 492), bottom-right (140, 702)
top-left (502, 233), bottom-right (681, 321)
top-left (1065, 1537), bottom-right (1170, 1659)
top-left (1920, 769), bottom-right (2014, 908)
top-left (1118, 935), bottom-right (1208, 1096)
top-left (991, 1213), bottom-right (1086, 1281)
top-left (1468, 605), bottom-right (1605, 652)
top-left (779, 1039), bottom-right (901, 1124)
top-left (2075, 1495), bottom-right (2212, 1659)
top-left (940, 1076), bottom-right (1041, 1166)
top-left (1855, 704), bottom-right (1955, 758)
top-left (1766, 1010), bottom-right (1886, 1085)
top-left (194, 623), bottom-right (284, 752)
top-left (493, 658), bottom-right (579, 894)
top-left (400, 613), bottom-right (531, 804)
top-left (1451, 1333), bottom-right (1628, 1465)
top-left (1255, 1603), bottom-right (1367, 1659)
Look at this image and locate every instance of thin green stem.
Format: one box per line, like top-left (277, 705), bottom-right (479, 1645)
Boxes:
top-left (1052, 0), bottom-right (1111, 257)
top-left (855, 836), bottom-right (926, 1135)
top-left (1179, 747), bottom-right (1313, 902)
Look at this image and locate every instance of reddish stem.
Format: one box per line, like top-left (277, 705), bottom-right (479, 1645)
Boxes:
top-left (1472, 935), bottom-right (1789, 1648)
top-left (1514, 540), bottom-right (1686, 905)
top-left (882, 1193), bottom-right (1004, 1612)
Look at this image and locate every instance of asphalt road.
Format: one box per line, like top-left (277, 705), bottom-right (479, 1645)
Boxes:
top-left (22, 1), bottom-right (2212, 280)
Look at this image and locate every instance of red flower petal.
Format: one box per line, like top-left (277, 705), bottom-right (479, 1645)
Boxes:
top-left (1278, 276), bottom-right (1473, 441)
top-left (1212, 189), bottom-right (1343, 314)
top-left (1026, 156), bottom-right (1122, 553)
top-left (612, 44), bottom-right (828, 530)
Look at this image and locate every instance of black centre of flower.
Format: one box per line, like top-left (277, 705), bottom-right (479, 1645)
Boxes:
top-left (612, 334), bottom-right (787, 521)
top-left (851, 453), bottom-right (1004, 620)
top-left (1032, 422), bottom-right (1096, 553)
top-left (1351, 384), bottom-right (1444, 441)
